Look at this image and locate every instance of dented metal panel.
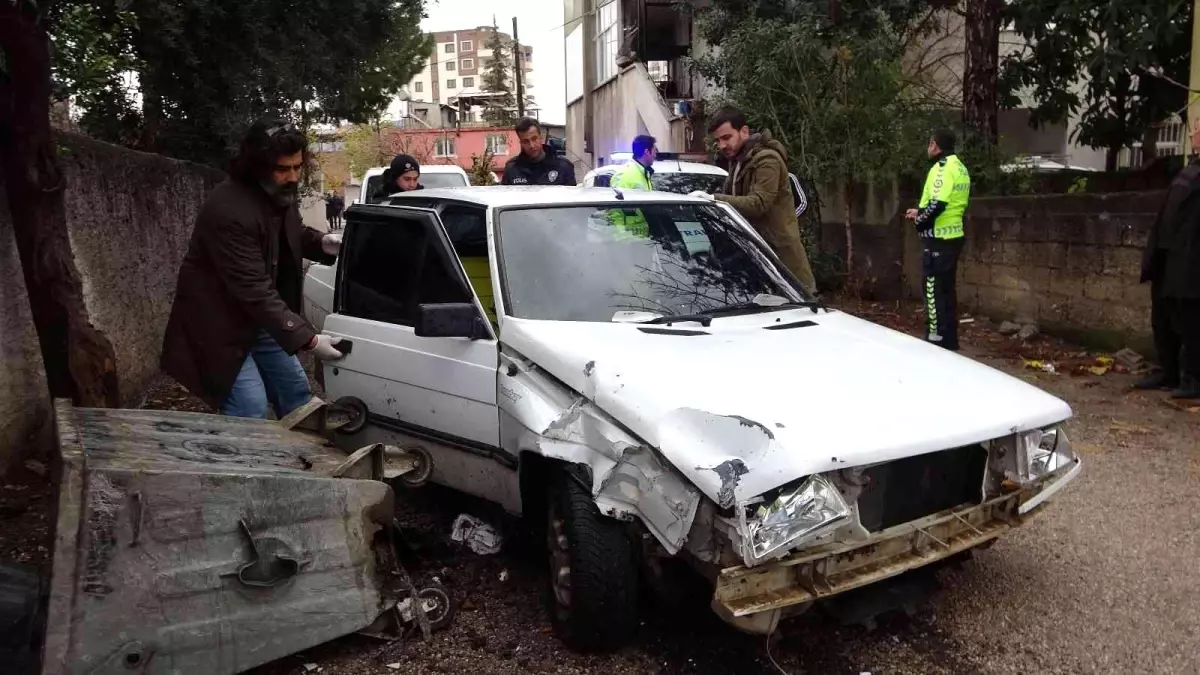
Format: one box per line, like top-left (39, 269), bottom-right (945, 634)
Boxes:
top-left (43, 401), bottom-right (401, 675)
top-left (498, 352), bottom-right (700, 554)
top-left (500, 315), bottom-right (1073, 507)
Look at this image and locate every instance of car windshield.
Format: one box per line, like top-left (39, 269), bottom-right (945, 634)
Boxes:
top-left (364, 172), bottom-right (468, 203)
top-left (652, 172), bottom-right (725, 194)
top-left (497, 203), bottom-right (807, 322)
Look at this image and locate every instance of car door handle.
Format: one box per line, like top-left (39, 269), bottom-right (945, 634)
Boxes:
top-left (333, 339), bottom-right (353, 355)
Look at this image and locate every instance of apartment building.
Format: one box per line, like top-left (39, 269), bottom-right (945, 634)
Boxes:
top-left (389, 25), bottom-right (538, 123)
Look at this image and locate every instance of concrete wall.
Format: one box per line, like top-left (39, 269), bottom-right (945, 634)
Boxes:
top-left (0, 134), bottom-right (224, 472)
top-left (950, 191), bottom-right (1164, 348)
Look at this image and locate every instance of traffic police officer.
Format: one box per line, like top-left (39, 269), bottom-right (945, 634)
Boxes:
top-left (608, 135), bottom-right (657, 238)
top-left (905, 128), bottom-right (970, 351)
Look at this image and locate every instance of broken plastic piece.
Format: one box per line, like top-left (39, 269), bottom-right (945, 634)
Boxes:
top-left (450, 514), bottom-right (503, 555)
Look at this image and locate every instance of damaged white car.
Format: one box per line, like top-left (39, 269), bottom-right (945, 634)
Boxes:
top-left (305, 187), bottom-right (1082, 651)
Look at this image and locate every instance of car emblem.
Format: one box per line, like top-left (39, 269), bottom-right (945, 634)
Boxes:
top-left (548, 170), bottom-right (559, 182)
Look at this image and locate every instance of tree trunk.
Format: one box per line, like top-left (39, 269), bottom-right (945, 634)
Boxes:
top-left (0, 3), bottom-right (121, 408)
top-left (1141, 125), bottom-right (1158, 167)
top-left (843, 182), bottom-right (854, 285)
top-left (1105, 146), bottom-right (1121, 172)
top-left (963, 0), bottom-right (1002, 147)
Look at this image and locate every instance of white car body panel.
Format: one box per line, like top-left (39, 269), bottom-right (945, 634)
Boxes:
top-left (500, 312), bottom-right (1072, 508)
top-left (356, 165), bottom-right (471, 204)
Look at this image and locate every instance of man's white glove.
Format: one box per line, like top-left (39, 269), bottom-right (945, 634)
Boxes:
top-left (688, 191), bottom-right (715, 201)
top-left (321, 233), bottom-right (342, 256)
top-left (306, 334), bottom-right (345, 361)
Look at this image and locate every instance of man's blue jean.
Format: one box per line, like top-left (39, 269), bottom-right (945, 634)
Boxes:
top-left (220, 332), bottom-right (313, 419)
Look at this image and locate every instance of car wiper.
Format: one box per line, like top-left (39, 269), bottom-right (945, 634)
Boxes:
top-left (705, 299), bottom-right (821, 315)
top-left (640, 313), bottom-right (714, 327)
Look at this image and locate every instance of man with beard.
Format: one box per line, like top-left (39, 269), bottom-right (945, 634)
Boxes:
top-left (501, 117), bottom-right (576, 186)
top-left (692, 107), bottom-right (817, 294)
top-left (161, 118), bottom-right (346, 419)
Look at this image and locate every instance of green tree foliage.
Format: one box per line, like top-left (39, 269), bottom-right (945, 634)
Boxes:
top-left (50, 0), bottom-right (432, 167)
top-left (480, 21), bottom-right (515, 125)
top-left (468, 149), bottom-right (497, 185)
top-left (999, 0), bottom-right (1193, 170)
top-left (691, 6), bottom-right (936, 279)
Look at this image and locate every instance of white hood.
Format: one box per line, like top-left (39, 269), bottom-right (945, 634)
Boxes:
top-left (503, 310), bottom-right (1071, 508)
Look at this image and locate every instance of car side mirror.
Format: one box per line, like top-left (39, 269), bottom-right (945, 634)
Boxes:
top-left (415, 303), bottom-right (491, 340)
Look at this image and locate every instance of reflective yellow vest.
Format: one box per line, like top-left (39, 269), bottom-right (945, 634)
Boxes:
top-left (919, 154), bottom-right (971, 239)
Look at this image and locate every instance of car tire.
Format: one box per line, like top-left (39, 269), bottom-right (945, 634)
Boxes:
top-left (546, 467), bottom-right (639, 652)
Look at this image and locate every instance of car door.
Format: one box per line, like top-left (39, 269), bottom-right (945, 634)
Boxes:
top-left (322, 204), bottom-right (500, 453)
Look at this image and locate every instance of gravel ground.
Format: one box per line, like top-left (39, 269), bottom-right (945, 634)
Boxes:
top-left (3, 301), bottom-right (1197, 674)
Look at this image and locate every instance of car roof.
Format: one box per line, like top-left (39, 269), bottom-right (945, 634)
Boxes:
top-left (362, 164), bottom-right (468, 177)
top-left (388, 186), bottom-right (712, 208)
top-left (589, 160), bottom-right (727, 176)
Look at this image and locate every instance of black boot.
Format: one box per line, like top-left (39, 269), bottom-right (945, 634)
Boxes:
top-left (1134, 370), bottom-right (1179, 390)
top-left (1170, 374), bottom-right (1200, 399)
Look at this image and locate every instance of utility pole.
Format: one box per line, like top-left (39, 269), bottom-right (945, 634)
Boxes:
top-left (1185, 0), bottom-right (1200, 156)
top-left (512, 17), bottom-right (526, 118)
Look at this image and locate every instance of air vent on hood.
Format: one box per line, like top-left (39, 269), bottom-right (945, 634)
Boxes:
top-left (763, 320), bottom-right (818, 331)
top-left (637, 327), bottom-right (710, 336)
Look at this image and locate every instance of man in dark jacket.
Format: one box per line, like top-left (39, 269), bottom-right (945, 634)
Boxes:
top-left (161, 118), bottom-right (345, 418)
top-left (693, 107), bottom-right (816, 294)
top-left (370, 154), bottom-right (423, 203)
top-left (1137, 126), bottom-right (1200, 399)
top-left (501, 117), bottom-right (576, 186)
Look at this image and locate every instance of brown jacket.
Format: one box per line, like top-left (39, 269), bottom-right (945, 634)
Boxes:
top-left (716, 132), bottom-right (817, 293)
top-left (161, 179), bottom-right (336, 408)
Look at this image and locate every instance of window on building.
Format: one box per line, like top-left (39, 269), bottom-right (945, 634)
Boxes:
top-left (462, 77), bottom-right (474, 88)
top-left (445, 60), bottom-right (456, 71)
top-left (461, 58), bottom-right (473, 70)
top-left (340, 214), bottom-right (473, 327)
top-left (594, 0), bottom-right (619, 83)
top-left (435, 137), bottom-right (457, 156)
top-left (413, 81), bottom-right (423, 93)
top-left (444, 43), bottom-right (455, 53)
top-left (446, 79), bottom-right (456, 89)
top-left (486, 134), bottom-right (508, 155)
top-left (461, 40), bottom-right (473, 51)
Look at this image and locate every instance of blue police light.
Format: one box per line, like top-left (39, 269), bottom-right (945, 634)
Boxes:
top-left (610, 152), bottom-right (634, 162)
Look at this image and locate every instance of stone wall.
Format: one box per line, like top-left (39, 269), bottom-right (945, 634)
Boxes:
top-left (0, 134), bottom-right (224, 473)
top-left (952, 191), bottom-right (1164, 349)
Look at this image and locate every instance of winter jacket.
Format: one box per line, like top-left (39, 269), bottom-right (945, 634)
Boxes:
top-left (501, 146), bottom-right (577, 186)
top-left (161, 179), bottom-right (337, 408)
top-left (1143, 158), bottom-right (1200, 298)
top-left (716, 132), bottom-right (817, 293)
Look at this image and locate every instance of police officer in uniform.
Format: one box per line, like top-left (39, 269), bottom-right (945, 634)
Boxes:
top-left (370, 154), bottom-right (423, 203)
top-left (501, 117), bottom-right (577, 186)
top-left (905, 128), bottom-right (970, 351)
top-left (612, 135), bottom-right (657, 191)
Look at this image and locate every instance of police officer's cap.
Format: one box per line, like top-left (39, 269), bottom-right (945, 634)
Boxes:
top-left (389, 154), bottom-right (421, 175)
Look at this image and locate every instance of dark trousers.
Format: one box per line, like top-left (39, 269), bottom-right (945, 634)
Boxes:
top-left (922, 238), bottom-right (964, 350)
top-left (1152, 278), bottom-right (1200, 381)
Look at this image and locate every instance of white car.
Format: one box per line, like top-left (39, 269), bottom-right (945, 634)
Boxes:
top-left (581, 155), bottom-right (729, 194)
top-left (357, 164), bottom-right (471, 204)
top-left (305, 187), bottom-right (1081, 650)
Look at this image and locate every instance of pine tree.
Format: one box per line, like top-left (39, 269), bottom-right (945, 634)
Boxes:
top-left (481, 20), bottom-right (515, 125)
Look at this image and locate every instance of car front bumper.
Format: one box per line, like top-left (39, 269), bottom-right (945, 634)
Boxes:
top-left (710, 458), bottom-right (1083, 634)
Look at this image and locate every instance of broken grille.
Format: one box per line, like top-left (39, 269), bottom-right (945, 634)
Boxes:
top-left (856, 445), bottom-right (989, 532)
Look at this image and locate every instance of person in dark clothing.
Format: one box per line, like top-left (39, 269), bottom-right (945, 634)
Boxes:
top-left (501, 117), bottom-right (576, 186)
top-left (1136, 125), bottom-right (1200, 399)
top-left (331, 194), bottom-right (344, 230)
top-left (324, 192), bottom-right (337, 229)
top-left (161, 118), bottom-right (346, 419)
top-left (371, 154), bottom-right (424, 203)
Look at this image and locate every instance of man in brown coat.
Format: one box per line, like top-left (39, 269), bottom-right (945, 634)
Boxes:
top-left (691, 107), bottom-right (817, 293)
top-left (161, 119), bottom-right (345, 418)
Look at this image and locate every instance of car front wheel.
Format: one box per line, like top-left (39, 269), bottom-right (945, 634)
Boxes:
top-left (546, 467), bottom-right (639, 651)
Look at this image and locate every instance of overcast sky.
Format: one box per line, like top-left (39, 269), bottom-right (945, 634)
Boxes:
top-left (423, 0), bottom-right (567, 125)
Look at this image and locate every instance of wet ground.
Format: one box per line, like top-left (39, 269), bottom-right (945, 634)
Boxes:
top-left (3, 301), bottom-right (1197, 674)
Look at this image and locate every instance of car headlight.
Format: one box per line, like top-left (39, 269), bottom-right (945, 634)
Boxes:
top-left (741, 475), bottom-right (851, 566)
top-left (1016, 426), bottom-right (1074, 482)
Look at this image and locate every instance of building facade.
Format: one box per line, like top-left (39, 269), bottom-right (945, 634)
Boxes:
top-left (388, 25), bottom-right (537, 123)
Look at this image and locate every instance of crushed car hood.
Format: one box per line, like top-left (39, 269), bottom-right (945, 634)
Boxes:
top-left (503, 310), bottom-right (1072, 507)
